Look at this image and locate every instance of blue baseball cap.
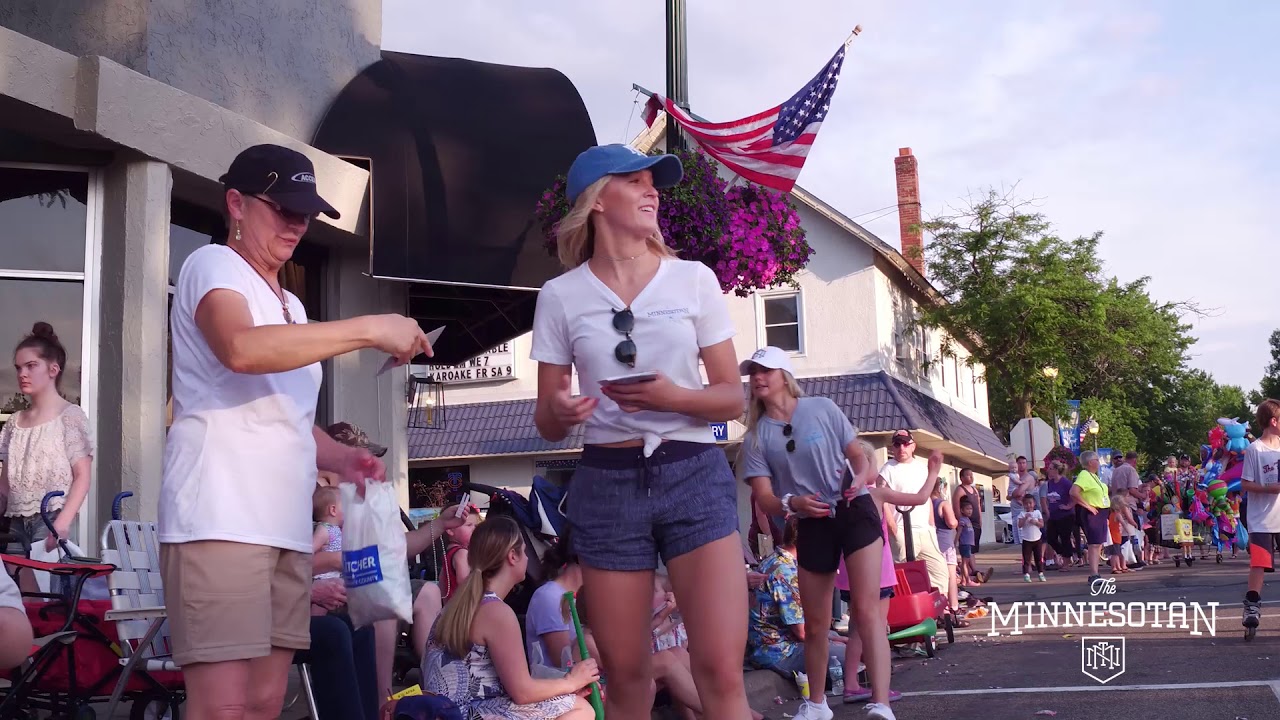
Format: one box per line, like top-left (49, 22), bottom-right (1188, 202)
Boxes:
top-left (565, 144), bottom-right (684, 204)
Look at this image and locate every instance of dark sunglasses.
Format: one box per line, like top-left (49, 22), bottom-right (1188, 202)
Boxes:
top-left (252, 194), bottom-right (314, 226)
top-left (612, 307), bottom-right (637, 368)
top-left (783, 424), bottom-right (795, 453)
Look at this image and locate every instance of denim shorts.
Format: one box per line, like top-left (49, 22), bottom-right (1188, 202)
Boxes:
top-left (3, 510), bottom-right (58, 554)
top-left (959, 544), bottom-right (973, 559)
top-left (566, 441), bottom-right (739, 571)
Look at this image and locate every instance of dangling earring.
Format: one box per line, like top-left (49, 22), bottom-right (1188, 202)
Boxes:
top-left (235, 222), bottom-right (242, 244)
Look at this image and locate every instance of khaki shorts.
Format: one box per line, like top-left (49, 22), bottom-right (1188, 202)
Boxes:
top-left (160, 541), bottom-right (312, 666)
top-left (889, 524), bottom-right (952, 595)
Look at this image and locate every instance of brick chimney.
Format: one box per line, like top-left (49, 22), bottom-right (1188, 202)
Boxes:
top-left (894, 147), bottom-right (924, 275)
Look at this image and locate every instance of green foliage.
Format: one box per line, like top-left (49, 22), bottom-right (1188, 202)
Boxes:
top-left (1249, 330), bottom-right (1280, 407)
top-left (916, 188), bottom-right (1224, 463)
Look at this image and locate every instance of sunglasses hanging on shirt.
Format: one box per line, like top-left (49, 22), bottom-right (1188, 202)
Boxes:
top-left (612, 307), bottom-right (637, 368)
top-left (783, 424), bottom-right (795, 453)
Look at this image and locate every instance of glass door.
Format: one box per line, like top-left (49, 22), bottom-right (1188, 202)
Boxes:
top-left (0, 163), bottom-right (101, 547)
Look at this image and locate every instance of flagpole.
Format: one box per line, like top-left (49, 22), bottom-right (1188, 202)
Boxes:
top-left (665, 0), bottom-right (689, 153)
top-left (844, 25), bottom-right (863, 49)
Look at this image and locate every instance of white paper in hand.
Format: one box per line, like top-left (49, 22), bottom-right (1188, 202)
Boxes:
top-left (340, 481), bottom-right (412, 627)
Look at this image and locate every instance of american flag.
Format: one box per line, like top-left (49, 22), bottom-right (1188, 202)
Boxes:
top-left (643, 42), bottom-right (848, 193)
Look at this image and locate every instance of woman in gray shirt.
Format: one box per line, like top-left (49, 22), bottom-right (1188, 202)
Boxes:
top-left (738, 347), bottom-right (892, 720)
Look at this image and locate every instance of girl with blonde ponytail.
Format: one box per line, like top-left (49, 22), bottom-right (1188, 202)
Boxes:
top-left (422, 516), bottom-right (599, 719)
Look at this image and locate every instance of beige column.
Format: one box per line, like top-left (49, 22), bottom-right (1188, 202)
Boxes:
top-left (96, 156), bottom-right (172, 525)
top-left (324, 245), bottom-right (411, 510)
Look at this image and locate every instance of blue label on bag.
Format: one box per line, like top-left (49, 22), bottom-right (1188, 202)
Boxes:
top-left (343, 546), bottom-right (383, 588)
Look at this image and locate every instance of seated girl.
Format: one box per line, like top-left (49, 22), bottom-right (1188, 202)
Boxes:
top-left (421, 515), bottom-right (599, 720)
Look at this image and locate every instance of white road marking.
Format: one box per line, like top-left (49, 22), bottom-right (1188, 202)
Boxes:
top-left (899, 679), bottom-right (1280, 698)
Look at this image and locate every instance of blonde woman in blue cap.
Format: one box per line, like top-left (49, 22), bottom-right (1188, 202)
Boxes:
top-left (531, 144), bottom-right (750, 719)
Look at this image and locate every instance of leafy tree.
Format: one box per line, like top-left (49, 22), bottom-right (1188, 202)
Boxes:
top-left (916, 190), bottom-right (1202, 440)
top-left (1249, 330), bottom-right (1280, 406)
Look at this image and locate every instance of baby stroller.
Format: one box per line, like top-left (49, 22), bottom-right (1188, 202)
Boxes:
top-left (0, 491), bottom-right (184, 720)
top-left (463, 477), bottom-right (567, 619)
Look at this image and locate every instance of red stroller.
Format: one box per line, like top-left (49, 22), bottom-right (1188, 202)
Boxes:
top-left (0, 491), bottom-right (184, 719)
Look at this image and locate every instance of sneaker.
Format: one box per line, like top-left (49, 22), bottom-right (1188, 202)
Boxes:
top-left (865, 702), bottom-right (896, 719)
top-left (1243, 599), bottom-right (1262, 629)
top-left (795, 700), bottom-right (834, 720)
top-left (1038, 572), bottom-right (1046, 582)
top-left (1024, 573), bottom-right (1032, 582)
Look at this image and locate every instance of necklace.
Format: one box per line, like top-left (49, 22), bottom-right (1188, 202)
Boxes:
top-left (600, 252), bottom-right (645, 261)
top-left (227, 244), bottom-right (295, 325)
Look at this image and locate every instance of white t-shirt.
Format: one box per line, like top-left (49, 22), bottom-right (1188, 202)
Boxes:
top-left (1018, 509), bottom-right (1044, 542)
top-left (1242, 438), bottom-right (1280, 533)
top-left (879, 458), bottom-right (933, 532)
top-left (158, 245), bottom-right (323, 553)
top-left (529, 258), bottom-right (735, 448)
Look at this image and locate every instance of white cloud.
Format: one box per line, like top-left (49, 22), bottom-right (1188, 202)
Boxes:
top-left (382, 0), bottom-right (1280, 391)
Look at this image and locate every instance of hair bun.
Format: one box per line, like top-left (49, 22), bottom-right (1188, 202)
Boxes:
top-left (30, 322), bottom-right (57, 341)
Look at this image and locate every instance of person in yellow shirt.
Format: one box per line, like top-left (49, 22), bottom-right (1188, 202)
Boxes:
top-left (1070, 451), bottom-right (1111, 584)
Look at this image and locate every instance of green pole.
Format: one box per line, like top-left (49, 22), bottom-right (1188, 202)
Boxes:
top-left (564, 591), bottom-right (604, 719)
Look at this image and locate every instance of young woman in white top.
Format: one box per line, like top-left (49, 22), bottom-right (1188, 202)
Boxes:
top-left (0, 323), bottom-right (94, 594)
top-left (531, 144), bottom-right (750, 719)
top-left (159, 144), bottom-right (433, 718)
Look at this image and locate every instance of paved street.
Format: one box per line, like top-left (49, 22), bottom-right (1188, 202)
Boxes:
top-left (830, 543), bottom-right (1280, 720)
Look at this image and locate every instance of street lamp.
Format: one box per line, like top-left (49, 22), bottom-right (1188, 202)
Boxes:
top-left (1042, 367), bottom-right (1059, 447)
top-left (1086, 418), bottom-right (1100, 451)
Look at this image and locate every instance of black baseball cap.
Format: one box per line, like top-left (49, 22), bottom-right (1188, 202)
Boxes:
top-left (219, 144), bottom-right (340, 219)
top-left (891, 429), bottom-right (915, 446)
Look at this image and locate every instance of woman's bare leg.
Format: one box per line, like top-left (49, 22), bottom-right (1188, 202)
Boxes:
top-left (666, 534), bottom-right (752, 720)
top-left (580, 566), bottom-right (656, 720)
top-left (795, 568), bottom-right (837, 703)
top-left (846, 539), bottom-right (891, 706)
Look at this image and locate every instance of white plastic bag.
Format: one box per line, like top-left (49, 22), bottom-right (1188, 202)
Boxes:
top-left (340, 481), bottom-right (412, 627)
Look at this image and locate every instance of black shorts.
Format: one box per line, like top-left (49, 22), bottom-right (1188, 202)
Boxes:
top-left (795, 493), bottom-right (883, 574)
top-left (1250, 532), bottom-right (1278, 572)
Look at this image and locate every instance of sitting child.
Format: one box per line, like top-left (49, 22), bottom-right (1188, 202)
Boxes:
top-left (437, 505), bottom-right (480, 603)
top-left (421, 516), bottom-right (597, 720)
top-left (312, 486), bottom-right (344, 582)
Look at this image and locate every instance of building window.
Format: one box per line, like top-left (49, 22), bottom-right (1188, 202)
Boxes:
top-left (759, 293), bottom-right (803, 353)
top-left (0, 163), bottom-right (102, 545)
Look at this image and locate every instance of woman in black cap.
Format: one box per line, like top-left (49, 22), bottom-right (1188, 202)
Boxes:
top-left (157, 144), bottom-right (433, 719)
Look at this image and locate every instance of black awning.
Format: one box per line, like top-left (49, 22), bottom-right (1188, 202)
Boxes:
top-left (312, 51), bottom-right (596, 365)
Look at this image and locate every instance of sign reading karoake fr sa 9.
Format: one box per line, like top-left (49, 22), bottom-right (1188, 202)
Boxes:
top-left (417, 343), bottom-right (516, 385)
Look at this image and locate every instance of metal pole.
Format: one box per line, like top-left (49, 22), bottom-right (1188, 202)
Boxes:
top-left (1050, 383), bottom-right (1059, 447)
top-left (665, 0), bottom-right (689, 152)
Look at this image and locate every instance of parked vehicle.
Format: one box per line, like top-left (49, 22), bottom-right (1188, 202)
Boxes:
top-left (994, 503), bottom-right (1013, 544)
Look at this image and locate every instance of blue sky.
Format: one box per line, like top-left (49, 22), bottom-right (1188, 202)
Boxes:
top-left (383, 1), bottom-right (1280, 393)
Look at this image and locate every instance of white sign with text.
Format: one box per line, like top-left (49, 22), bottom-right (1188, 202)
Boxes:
top-left (417, 343), bottom-right (517, 385)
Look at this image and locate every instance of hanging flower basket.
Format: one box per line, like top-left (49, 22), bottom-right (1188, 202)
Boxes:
top-left (532, 148), bottom-right (813, 297)
top-left (1043, 445), bottom-right (1080, 474)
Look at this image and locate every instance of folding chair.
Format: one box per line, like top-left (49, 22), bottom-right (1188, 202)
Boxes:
top-left (98, 519), bottom-right (182, 717)
top-left (98, 520), bottom-right (319, 718)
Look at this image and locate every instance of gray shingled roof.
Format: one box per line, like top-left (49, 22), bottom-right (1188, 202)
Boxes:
top-left (407, 400), bottom-right (584, 461)
top-left (796, 373), bottom-right (1009, 459)
top-left (408, 371), bottom-right (1007, 461)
